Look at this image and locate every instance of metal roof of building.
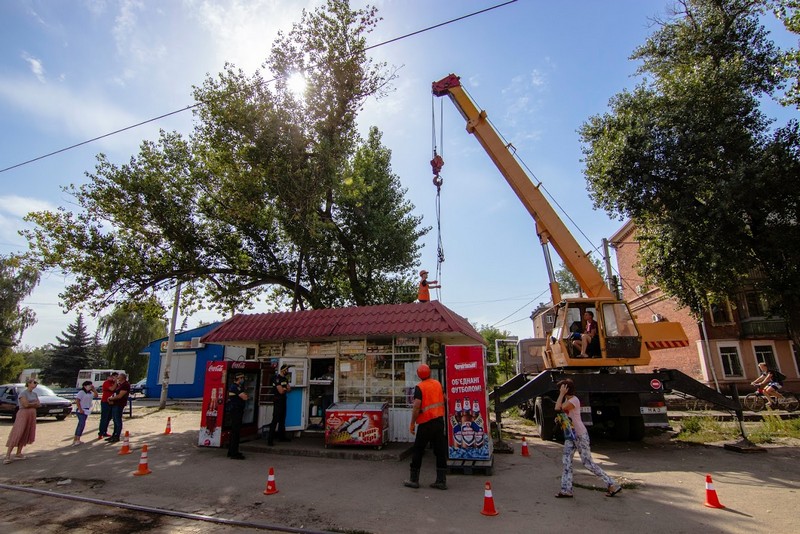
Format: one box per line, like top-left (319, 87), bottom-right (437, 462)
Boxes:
top-left (201, 301), bottom-right (485, 345)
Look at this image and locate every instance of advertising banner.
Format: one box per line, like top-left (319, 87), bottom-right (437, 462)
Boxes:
top-left (325, 403), bottom-right (388, 447)
top-left (445, 345), bottom-right (490, 461)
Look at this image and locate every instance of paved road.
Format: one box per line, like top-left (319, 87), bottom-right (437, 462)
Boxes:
top-left (1, 407), bottom-right (798, 533)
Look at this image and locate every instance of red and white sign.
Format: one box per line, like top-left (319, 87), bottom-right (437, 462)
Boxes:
top-left (650, 379), bottom-right (662, 390)
top-left (445, 345), bottom-right (490, 461)
top-left (198, 361), bottom-right (226, 447)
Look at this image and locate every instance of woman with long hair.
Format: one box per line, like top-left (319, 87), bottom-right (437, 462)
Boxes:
top-left (554, 378), bottom-right (622, 498)
top-left (4, 378), bottom-right (41, 464)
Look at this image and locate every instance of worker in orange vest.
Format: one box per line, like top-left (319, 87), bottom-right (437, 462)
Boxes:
top-left (404, 364), bottom-right (448, 490)
top-left (417, 270), bottom-right (441, 303)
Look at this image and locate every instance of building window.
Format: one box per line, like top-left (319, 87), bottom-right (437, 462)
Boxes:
top-left (753, 344), bottom-right (777, 369)
top-left (718, 346), bottom-right (743, 377)
top-left (742, 291), bottom-right (768, 319)
top-left (709, 299), bottom-right (733, 325)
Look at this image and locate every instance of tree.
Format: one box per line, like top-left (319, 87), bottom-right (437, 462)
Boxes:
top-left (99, 300), bottom-right (167, 382)
top-left (769, 0), bottom-right (800, 106)
top-left (579, 0), bottom-right (800, 342)
top-left (43, 314), bottom-right (92, 386)
top-left (554, 259), bottom-right (606, 295)
top-left (23, 0), bottom-right (423, 318)
top-left (479, 325), bottom-right (514, 389)
top-left (0, 255), bottom-right (39, 383)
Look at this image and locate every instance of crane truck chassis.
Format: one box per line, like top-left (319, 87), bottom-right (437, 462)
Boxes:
top-left (432, 73), bottom-right (747, 444)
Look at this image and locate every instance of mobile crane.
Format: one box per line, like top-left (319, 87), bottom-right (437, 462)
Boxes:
top-left (432, 73), bottom-right (744, 442)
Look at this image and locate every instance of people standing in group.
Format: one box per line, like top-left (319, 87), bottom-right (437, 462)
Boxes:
top-left (4, 378), bottom-right (41, 464)
top-left (226, 372), bottom-right (249, 460)
top-left (554, 378), bottom-right (622, 498)
top-left (98, 372), bottom-right (118, 439)
top-left (404, 364), bottom-right (448, 490)
top-left (268, 364), bottom-right (292, 446)
top-left (72, 381), bottom-right (97, 446)
top-left (105, 373), bottom-right (130, 443)
top-left (417, 270), bottom-right (441, 303)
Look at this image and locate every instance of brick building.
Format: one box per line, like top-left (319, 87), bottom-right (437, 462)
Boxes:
top-left (609, 220), bottom-right (799, 392)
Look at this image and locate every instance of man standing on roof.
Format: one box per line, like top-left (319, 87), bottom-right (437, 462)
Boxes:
top-left (417, 270), bottom-right (441, 303)
top-left (404, 364), bottom-right (448, 490)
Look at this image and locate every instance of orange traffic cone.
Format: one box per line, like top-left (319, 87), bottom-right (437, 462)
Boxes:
top-left (133, 444), bottom-right (152, 476)
top-left (704, 474), bottom-right (725, 509)
top-left (520, 437), bottom-right (530, 457)
top-left (164, 417), bottom-right (172, 434)
top-left (480, 481), bottom-right (499, 516)
top-left (118, 431), bottom-right (132, 455)
top-left (263, 467), bottom-right (279, 495)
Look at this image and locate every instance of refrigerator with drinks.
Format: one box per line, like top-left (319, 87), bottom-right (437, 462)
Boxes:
top-left (198, 360), bottom-right (262, 447)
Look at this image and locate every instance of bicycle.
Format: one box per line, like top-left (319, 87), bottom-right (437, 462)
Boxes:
top-left (743, 387), bottom-right (799, 412)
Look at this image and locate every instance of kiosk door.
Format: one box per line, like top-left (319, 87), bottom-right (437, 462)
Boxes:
top-left (279, 358), bottom-right (308, 431)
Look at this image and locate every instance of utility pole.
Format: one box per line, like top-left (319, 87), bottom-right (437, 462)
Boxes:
top-left (159, 282), bottom-right (182, 410)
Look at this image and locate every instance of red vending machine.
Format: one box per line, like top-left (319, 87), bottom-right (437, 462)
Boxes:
top-left (445, 345), bottom-right (493, 473)
top-left (198, 361), bottom-right (263, 447)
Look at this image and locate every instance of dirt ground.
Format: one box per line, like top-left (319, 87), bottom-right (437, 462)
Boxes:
top-left (1, 407), bottom-right (799, 534)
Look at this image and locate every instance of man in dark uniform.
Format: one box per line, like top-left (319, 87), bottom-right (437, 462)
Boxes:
top-left (268, 364), bottom-right (292, 446)
top-left (404, 364), bottom-right (448, 490)
top-left (227, 373), bottom-right (248, 460)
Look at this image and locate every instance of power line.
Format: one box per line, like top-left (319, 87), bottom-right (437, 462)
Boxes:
top-left (0, 0), bottom-right (518, 176)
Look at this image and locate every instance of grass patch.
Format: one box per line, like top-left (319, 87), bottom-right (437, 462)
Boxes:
top-left (674, 415), bottom-right (800, 444)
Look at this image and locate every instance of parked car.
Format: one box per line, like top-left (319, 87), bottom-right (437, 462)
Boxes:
top-left (131, 378), bottom-right (148, 397)
top-left (0, 383), bottom-right (73, 422)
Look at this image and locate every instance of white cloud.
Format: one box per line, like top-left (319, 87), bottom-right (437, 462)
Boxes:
top-left (0, 195), bottom-right (57, 219)
top-left (22, 52), bottom-right (46, 83)
top-left (0, 196), bottom-right (57, 248)
top-left (0, 76), bottom-right (144, 150)
top-left (186, 0), bottom-right (317, 74)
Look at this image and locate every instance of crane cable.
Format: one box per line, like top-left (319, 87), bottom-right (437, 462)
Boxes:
top-left (430, 95), bottom-right (445, 299)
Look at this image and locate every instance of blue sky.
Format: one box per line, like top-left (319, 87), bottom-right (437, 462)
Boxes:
top-left (1, 0), bottom-right (796, 348)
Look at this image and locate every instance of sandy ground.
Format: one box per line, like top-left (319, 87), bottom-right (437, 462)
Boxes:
top-left (1, 406), bottom-right (799, 533)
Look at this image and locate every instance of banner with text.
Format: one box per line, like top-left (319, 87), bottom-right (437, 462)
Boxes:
top-left (445, 345), bottom-right (490, 461)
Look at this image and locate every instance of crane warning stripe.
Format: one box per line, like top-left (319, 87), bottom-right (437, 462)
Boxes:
top-left (645, 340), bottom-right (690, 350)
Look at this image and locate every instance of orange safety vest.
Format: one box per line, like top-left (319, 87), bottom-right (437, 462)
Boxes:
top-left (418, 281), bottom-right (430, 302)
top-left (416, 378), bottom-right (445, 424)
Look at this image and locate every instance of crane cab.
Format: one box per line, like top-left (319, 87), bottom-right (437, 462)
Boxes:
top-left (545, 299), bottom-right (649, 368)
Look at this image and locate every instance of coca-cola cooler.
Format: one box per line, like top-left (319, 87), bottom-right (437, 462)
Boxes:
top-left (324, 402), bottom-right (388, 449)
top-left (198, 361), bottom-right (262, 447)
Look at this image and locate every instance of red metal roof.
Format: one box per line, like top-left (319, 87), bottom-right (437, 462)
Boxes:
top-left (201, 301), bottom-right (485, 345)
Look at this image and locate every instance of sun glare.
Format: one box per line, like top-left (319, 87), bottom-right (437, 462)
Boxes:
top-left (286, 72), bottom-right (307, 99)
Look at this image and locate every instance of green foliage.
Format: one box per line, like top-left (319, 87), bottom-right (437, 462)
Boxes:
top-left (14, 344), bottom-right (51, 369)
top-left (22, 0), bottom-right (423, 317)
top-left (99, 300), bottom-right (167, 382)
top-left (768, 0), bottom-right (800, 106)
top-left (555, 259), bottom-right (606, 295)
top-left (0, 255), bottom-right (40, 383)
top-left (579, 0), bottom-right (800, 334)
top-left (43, 314), bottom-right (92, 387)
top-left (479, 325), bottom-right (515, 389)
top-left (675, 414), bottom-right (800, 443)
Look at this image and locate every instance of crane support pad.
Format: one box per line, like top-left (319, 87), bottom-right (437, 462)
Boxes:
top-left (493, 369), bottom-right (742, 414)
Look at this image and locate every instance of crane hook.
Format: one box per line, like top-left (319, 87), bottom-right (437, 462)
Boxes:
top-left (431, 153), bottom-right (444, 192)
